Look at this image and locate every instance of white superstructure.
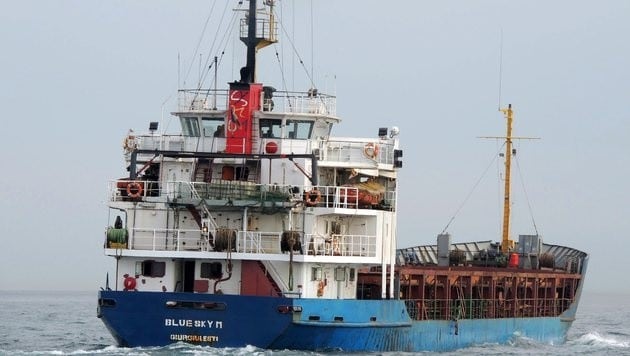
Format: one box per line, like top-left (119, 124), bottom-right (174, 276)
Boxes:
top-left (106, 84), bottom-right (402, 300)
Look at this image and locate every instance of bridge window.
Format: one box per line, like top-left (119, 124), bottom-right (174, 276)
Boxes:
top-left (260, 119), bottom-right (282, 138)
top-left (202, 117), bottom-right (224, 137)
top-left (181, 117), bottom-right (200, 137)
top-left (285, 120), bottom-right (313, 139)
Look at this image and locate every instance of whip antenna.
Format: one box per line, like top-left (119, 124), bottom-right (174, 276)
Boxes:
top-left (497, 27), bottom-right (504, 110)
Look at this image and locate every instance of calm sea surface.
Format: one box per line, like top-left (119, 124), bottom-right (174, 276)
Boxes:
top-left (0, 290), bottom-right (628, 355)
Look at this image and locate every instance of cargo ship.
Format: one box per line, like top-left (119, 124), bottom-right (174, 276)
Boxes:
top-left (97, 1), bottom-right (588, 351)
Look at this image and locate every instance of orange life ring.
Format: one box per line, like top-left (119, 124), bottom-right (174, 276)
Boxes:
top-left (317, 280), bottom-right (325, 297)
top-left (123, 276), bottom-right (136, 291)
top-left (304, 189), bottom-right (322, 207)
top-left (126, 181), bottom-right (143, 199)
top-left (363, 143), bottom-right (379, 159)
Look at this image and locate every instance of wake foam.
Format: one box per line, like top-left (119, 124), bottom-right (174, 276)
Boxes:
top-left (572, 332), bottom-right (629, 348)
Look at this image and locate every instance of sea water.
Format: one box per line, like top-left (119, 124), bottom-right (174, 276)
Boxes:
top-left (1, 290), bottom-right (628, 355)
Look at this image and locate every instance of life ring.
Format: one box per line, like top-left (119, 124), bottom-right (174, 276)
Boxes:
top-left (363, 143), bottom-right (379, 159)
top-left (304, 189), bottom-right (322, 207)
top-left (317, 280), bottom-right (325, 297)
top-left (123, 276), bottom-right (136, 291)
top-left (123, 135), bottom-right (137, 152)
top-left (126, 181), bottom-right (143, 199)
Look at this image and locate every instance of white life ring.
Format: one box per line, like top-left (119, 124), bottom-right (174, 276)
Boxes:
top-left (123, 135), bottom-right (137, 152)
top-left (363, 143), bottom-right (379, 159)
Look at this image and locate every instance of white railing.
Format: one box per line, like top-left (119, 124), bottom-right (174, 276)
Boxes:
top-left (321, 139), bottom-right (396, 166)
top-left (108, 180), bottom-right (158, 201)
top-left (132, 134), bottom-right (226, 154)
top-left (238, 231), bottom-right (282, 254)
top-left (130, 136), bottom-right (397, 168)
top-left (176, 88), bottom-right (336, 116)
top-left (310, 186), bottom-right (359, 209)
top-left (108, 180), bottom-right (396, 211)
top-left (271, 91), bottom-right (336, 116)
top-left (238, 230), bottom-right (292, 293)
top-left (120, 227), bottom-right (377, 258)
top-left (177, 89), bottom-right (229, 112)
top-left (260, 260), bottom-right (291, 295)
top-left (303, 233), bottom-right (377, 257)
top-left (131, 228), bottom-right (208, 251)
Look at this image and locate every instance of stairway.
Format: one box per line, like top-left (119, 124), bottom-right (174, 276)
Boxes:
top-left (256, 261), bottom-right (283, 296)
top-left (184, 198), bottom-right (219, 249)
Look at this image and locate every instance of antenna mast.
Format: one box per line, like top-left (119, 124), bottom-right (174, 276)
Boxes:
top-left (480, 106), bottom-right (540, 253)
top-left (212, 56), bottom-right (218, 110)
top-left (500, 104), bottom-right (514, 253)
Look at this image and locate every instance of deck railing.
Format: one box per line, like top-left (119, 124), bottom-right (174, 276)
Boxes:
top-left (177, 89), bottom-right (228, 112)
top-left (114, 227), bottom-right (377, 258)
top-left (132, 134), bottom-right (227, 154)
top-left (131, 228), bottom-right (208, 251)
top-left (176, 89), bottom-right (336, 116)
top-left (130, 134), bottom-right (398, 169)
top-left (303, 233), bottom-right (376, 257)
top-left (402, 297), bottom-right (575, 320)
top-left (109, 180), bottom-right (396, 211)
top-left (321, 139), bottom-right (396, 166)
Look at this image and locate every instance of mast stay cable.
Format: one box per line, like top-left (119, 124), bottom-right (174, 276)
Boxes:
top-left (183, 0), bottom-right (218, 87)
top-left (513, 149), bottom-right (540, 235)
top-left (196, 0), bottom-right (237, 90)
top-left (441, 143), bottom-right (505, 234)
top-left (273, 44), bottom-right (294, 111)
top-left (273, 7), bottom-right (317, 90)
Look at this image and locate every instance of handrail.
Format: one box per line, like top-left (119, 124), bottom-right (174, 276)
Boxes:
top-left (322, 139), bottom-right (396, 166)
top-left (401, 297), bottom-right (576, 321)
top-left (113, 227), bottom-right (377, 258)
top-left (108, 180), bottom-right (396, 212)
top-left (304, 233), bottom-right (376, 257)
top-left (261, 260), bottom-right (290, 294)
top-left (176, 88), bottom-right (336, 116)
top-left (186, 182), bottom-right (219, 245)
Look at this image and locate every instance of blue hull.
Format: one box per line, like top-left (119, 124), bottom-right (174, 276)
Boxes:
top-left (98, 291), bottom-right (577, 351)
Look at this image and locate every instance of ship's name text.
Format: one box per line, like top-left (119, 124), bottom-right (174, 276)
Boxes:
top-left (164, 319), bottom-right (223, 328)
top-left (170, 334), bottom-right (219, 343)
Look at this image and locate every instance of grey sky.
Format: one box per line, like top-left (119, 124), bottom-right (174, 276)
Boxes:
top-left (1, 0), bottom-right (628, 293)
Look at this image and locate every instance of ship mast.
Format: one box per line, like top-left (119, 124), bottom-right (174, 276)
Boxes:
top-left (239, 0), bottom-right (277, 83)
top-left (500, 104), bottom-right (514, 253)
top-left (244, 0), bottom-right (257, 83)
top-left (226, 0), bottom-right (277, 154)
